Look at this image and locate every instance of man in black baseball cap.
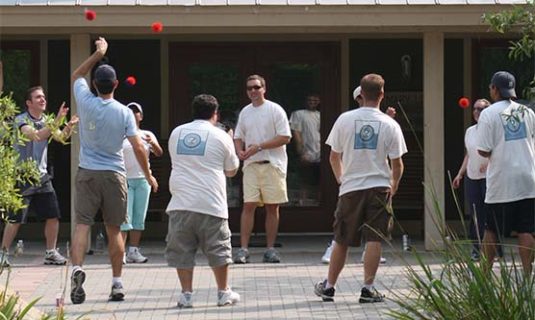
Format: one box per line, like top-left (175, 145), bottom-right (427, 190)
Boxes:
top-left (477, 70), bottom-right (535, 276)
top-left (490, 71), bottom-right (517, 100)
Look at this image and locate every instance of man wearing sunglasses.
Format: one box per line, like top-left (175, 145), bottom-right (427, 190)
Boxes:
top-left (233, 74), bottom-right (291, 264)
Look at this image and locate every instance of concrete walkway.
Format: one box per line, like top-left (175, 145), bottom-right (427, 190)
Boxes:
top-left (3, 236), bottom-right (444, 320)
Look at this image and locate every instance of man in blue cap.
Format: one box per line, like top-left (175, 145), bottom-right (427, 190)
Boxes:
top-left (70, 37), bottom-right (158, 304)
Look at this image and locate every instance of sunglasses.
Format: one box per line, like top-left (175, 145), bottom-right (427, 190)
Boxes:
top-left (247, 85), bottom-right (263, 91)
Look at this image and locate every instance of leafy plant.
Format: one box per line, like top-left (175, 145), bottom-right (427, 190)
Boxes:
top-left (483, 1), bottom-right (535, 99)
top-left (0, 93), bottom-right (40, 218)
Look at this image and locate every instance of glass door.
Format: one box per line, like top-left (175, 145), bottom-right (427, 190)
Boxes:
top-left (169, 42), bottom-right (340, 232)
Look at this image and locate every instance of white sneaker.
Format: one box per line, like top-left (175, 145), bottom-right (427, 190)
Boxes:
top-left (126, 248), bottom-right (148, 263)
top-left (360, 251), bottom-right (387, 264)
top-left (321, 241), bottom-right (333, 264)
top-left (44, 249), bottom-right (67, 265)
top-left (178, 292), bottom-right (193, 308)
top-left (217, 288), bottom-right (240, 307)
top-left (0, 252), bottom-right (10, 267)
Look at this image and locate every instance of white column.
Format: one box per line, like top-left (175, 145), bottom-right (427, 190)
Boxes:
top-left (423, 32), bottom-right (445, 250)
top-left (69, 34), bottom-right (90, 240)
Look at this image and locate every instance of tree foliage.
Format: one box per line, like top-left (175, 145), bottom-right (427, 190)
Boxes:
top-left (0, 93), bottom-right (40, 218)
top-left (484, 1), bottom-right (535, 98)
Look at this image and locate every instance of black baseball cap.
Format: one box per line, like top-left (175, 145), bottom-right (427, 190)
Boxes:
top-left (491, 71), bottom-right (516, 99)
top-left (94, 64), bottom-right (117, 83)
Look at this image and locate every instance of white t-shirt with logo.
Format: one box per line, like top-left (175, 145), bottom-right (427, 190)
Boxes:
top-left (326, 107), bottom-right (407, 196)
top-left (234, 100), bottom-right (292, 173)
top-left (477, 100), bottom-right (535, 203)
top-left (122, 129), bottom-right (156, 179)
top-left (464, 125), bottom-right (488, 180)
top-left (166, 120), bottom-right (239, 219)
top-left (290, 109), bottom-right (321, 163)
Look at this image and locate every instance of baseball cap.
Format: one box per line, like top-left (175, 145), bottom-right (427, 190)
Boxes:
top-left (491, 71), bottom-right (516, 99)
top-left (94, 64), bottom-right (117, 83)
top-left (127, 102), bottom-right (143, 115)
top-left (352, 86), bottom-right (362, 101)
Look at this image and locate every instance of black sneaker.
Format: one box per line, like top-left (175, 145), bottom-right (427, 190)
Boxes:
top-left (359, 287), bottom-right (385, 303)
top-left (314, 280), bottom-right (335, 302)
top-left (70, 269), bottom-right (86, 304)
top-left (109, 283), bottom-right (125, 301)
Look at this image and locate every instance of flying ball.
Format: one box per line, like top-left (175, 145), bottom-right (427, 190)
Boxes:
top-left (458, 97), bottom-right (470, 109)
top-left (151, 22), bottom-right (163, 33)
top-left (85, 9), bottom-right (96, 21)
top-left (125, 76), bottom-right (137, 87)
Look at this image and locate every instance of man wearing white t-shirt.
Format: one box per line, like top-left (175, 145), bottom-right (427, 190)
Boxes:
top-left (166, 94), bottom-right (240, 308)
top-left (315, 74), bottom-right (407, 303)
top-left (233, 75), bottom-right (292, 264)
top-left (477, 71), bottom-right (535, 275)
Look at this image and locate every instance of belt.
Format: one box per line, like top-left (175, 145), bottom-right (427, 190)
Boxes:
top-left (253, 160), bottom-right (270, 164)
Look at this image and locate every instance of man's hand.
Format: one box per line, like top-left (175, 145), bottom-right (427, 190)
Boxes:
top-left (386, 107), bottom-right (396, 118)
top-left (67, 115), bottom-right (79, 128)
top-left (95, 37), bottom-right (108, 56)
top-left (56, 102), bottom-right (69, 121)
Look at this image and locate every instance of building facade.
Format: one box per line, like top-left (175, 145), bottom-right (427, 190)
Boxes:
top-left (1, 0), bottom-right (532, 249)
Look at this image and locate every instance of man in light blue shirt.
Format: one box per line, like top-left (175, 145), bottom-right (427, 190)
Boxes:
top-left (70, 37), bottom-right (158, 305)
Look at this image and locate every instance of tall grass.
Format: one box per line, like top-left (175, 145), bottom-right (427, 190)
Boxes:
top-left (387, 102), bottom-right (534, 319)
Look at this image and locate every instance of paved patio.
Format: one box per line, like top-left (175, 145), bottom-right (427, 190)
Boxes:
top-left (3, 236), bottom-right (446, 320)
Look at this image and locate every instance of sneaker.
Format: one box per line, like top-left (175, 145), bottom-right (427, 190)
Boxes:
top-left (0, 252), bottom-right (10, 268)
top-left (263, 248), bottom-right (281, 263)
top-left (109, 283), bottom-right (125, 301)
top-left (122, 253), bottom-right (126, 265)
top-left (321, 241), bottom-right (333, 264)
top-left (44, 249), bottom-right (67, 265)
top-left (233, 248), bottom-right (250, 264)
top-left (126, 248), bottom-right (148, 263)
top-left (177, 292), bottom-right (193, 308)
top-left (314, 280), bottom-right (335, 302)
top-left (217, 288), bottom-right (240, 307)
top-left (70, 269), bottom-right (86, 304)
top-left (360, 251), bottom-right (387, 264)
top-left (359, 287), bottom-right (385, 303)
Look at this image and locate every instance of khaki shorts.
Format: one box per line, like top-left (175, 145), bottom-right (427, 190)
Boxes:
top-left (74, 168), bottom-right (128, 226)
top-left (333, 187), bottom-right (391, 247)
top-left (165, 210), bottom-right (232, 269)
top-left (243, 162), bottom-right (288, 204)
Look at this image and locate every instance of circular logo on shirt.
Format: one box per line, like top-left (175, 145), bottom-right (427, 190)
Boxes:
top-left (506, 117), bottom-right (521, 133)
top-left (183, 133), bottom-right (202, 148)
top-left (359, 125), bottom-right (375, 141)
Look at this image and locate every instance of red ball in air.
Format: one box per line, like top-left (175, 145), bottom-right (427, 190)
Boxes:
top-left (151, 22), bottom-right (163, 33)
top-left (458, 97), bottom-right (470, 109)
top-left (85, 9), bottom-right (97, 21)
top-left (125, 76), bottom-right (137, 87)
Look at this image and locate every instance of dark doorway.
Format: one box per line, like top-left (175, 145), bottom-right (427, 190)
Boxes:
top-left (169, 42), bottom-right (341, 232)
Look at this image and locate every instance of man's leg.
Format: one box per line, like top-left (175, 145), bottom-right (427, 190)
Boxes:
top-left (240, 202), bottom-right (257, 248)
top-left (264, 204), bottom-right (280, 248)
top-left (177, 268), bottom-right (194, 292)
top-left (327, 241), bottom-right (349, 286)
top-left (71, 224), bottom-right (90, 266)
top-left (212, 264), bottom-right (229, 291)
top-left (105, 224), bottom-right (124, 277)
top-left (363, 241), bottom-right (381, 285)
top-left (1, 223), bottom-right (21, 251)
top-left (44, 218), bottom-right (60, 250)
top-left (517, 233), bottom-right (534, 275)
top-left (482, 230), bottom-right (497, 271)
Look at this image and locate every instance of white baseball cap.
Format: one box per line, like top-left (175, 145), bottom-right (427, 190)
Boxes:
top-left (352, 86), bottom-right (362, 101)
